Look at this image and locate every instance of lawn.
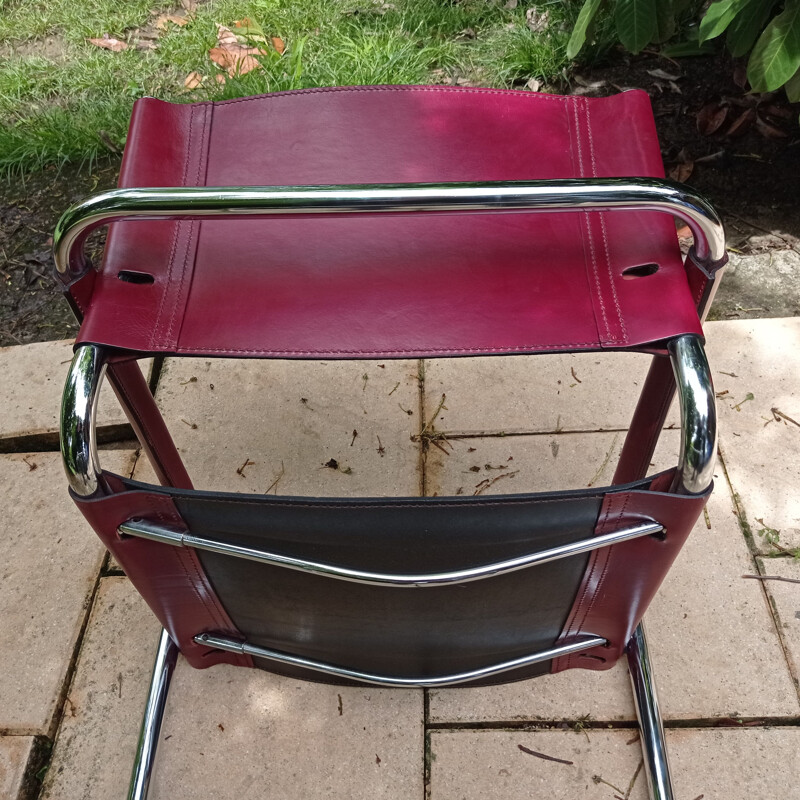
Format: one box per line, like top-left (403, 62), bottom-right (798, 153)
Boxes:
top-left (0, 0), bottom-right (590, 173)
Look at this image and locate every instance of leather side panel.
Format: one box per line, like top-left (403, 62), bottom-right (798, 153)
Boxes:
top-left (551, 475), bottom-right (711, 672)
top-left (72, 479), bottom-right (252, 669)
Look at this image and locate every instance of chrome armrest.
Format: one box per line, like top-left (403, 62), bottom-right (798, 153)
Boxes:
top-left (53, 178), bottom-right (726, 288)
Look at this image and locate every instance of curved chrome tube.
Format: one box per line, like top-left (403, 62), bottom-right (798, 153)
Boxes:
top-left (627, 622), bottom-right (675, 800)
top-left (118, 518), bottom-right (664, 588)
top-left (53, 178), bottom-right (725, 287)
top-left (128, 629), bottom-right (179, 800)
top-left (670, 335), bottom-right (717, 494)
top-left (61, 337), bottom-right (716, 497)
top-left (194, 632), bottom-right (606, 687)
top-left (60, 344), bottom-right (107, 496)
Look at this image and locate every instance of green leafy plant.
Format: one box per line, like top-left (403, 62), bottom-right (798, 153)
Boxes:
top-left (698, 0), bottom-right (800, 101)
top-left (567, 0), bottom-right (699, 59)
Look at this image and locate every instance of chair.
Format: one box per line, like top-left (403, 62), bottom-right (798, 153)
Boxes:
top-left (54, 86), bottom-right (726, 800)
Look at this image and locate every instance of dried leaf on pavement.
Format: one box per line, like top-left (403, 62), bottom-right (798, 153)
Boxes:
top-left (87, 36), bottom-right (127, 52)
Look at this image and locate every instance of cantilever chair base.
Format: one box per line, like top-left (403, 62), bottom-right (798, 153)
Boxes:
top-left (55, 86), bottom-right (724, 800)
top-left (128, 622), bottom-right (674, 800)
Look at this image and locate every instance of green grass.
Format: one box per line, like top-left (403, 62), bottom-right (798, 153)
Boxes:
top-left (0, 0), bottom-right (590, 174)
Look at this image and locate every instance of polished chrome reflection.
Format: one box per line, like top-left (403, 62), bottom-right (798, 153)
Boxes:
top-left (194, 632), bottom-right (606, 687)
top-left (670, 335), bottom-right (717, 494)
top-left (119, 518), bottom-right (664, 587)
top-left (53, 178), bottom-right (725, 286)
top-left (59, 336), bottom-right (717, 501)
top-left (627, 622), bottom-right (675, 800)
top-left (60, 344), bottom-right (107, 496)
top-left (128, 628), bottom-right (179, 800)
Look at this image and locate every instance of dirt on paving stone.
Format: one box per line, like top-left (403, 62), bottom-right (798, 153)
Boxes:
top-left (1, 50), bottom-right (798, 347)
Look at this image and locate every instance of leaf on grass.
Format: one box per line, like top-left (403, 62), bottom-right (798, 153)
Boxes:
top-left (696, 102), bottom-right (730, 136)
top-left (209, 45), bottom-right (265, 76)
top-left (210, 23), bottom-right (279, 77)
top-left (156, 14), bottom-right (189, 30)
top-left (272, 36), bottom-right (286, 54)
top-left (504, 0), bottom-right (518, 8)
top-left (184, 71), bottom-right (203, 89)
top-left (180, 0), bottom-right (198, 11)
top-left (526, 77), bottom-right (542, 91)
top-left (87, 36), bottom-right (127, 52)
top-left (526, 8), bottom-right (550, 33)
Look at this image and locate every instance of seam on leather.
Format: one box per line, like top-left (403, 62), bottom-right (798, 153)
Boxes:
top-left (583, 96), bottom-right (626, 344)
top-left (171, 103), bottom-right (212, 350)
top-left (571, 96), bottom-right (611, 344)
top-left (211, 85), bottom-right (583, 107)
top-left (561, 497), bottom-right (616, 668)
top-left (174, 341), bottom-right (601, 355)
top-left (150, 104), bottom-right (195, 350)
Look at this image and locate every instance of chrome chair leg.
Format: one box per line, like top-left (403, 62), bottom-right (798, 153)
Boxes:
top-left (627, 622), bottom-right (675, 800)
top-left (128, 628), bottom-right (179, 800)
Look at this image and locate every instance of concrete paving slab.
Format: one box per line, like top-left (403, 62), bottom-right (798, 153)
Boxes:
top-left (705, 318), bottom-right (800, 553)
top-left (430, 727), bottom-right (800, 800)
top-left (0, 736), bottom-right (37, 800)
top-left (668, 727), bottom-right (800, 799)
top-left (149, 663), bottom-right (423, 799)
top-left (429, 662), bottom-right (636, 724)
top-left (0, 450), bottom-right (135, 737)
top-left (40, 577), bottom-right (161, 800)
top-left (429, 729), bottom-right (647, 800)
top-left (0, 339), bottom-right (150, 446)
top-left (710, 248), bottom-right (800, 320)
top-left (422, 351), bottom-right (679, 435)
top-left (424, 429), bottom-right (679, 497)
top-left (133, 357), bottom-right (421, 496)
top-left (646, 478), bottom-right (799, 720)
top-left (755, 556), bottom-right (800, 696)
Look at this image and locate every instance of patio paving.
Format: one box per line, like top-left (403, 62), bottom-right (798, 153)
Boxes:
top-left (1, 318), bottom-right (798, 799)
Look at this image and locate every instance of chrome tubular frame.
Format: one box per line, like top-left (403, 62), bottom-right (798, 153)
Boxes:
top-left (193, 632), bottom-right (606, 688)
top-left (118, 518), bottom-right (664, 587)
top-left (56, 180), bottom-right (722, 800)
top-left (61, 334), bottom-right (715, 498)
top-left (128, 628), bottom-right (179, 800)
top-left (53, 178), bottom-right (725, 287)
top-left (627, 622), bottom-right (675, 800)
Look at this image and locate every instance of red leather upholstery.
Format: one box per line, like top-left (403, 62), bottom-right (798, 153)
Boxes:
top-left (72, 86), bottom-right (702, 358)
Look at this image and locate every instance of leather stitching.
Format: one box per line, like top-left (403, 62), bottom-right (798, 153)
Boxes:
top-left (583, 97), bottom-right (626, 343)
top-left (572, 96), bottom-right (610, 343)
top-left (212, 85), bottom-right (580, 106)
top-left (151, 104), bottom-right (195, 349)
top-left (175, 341), bottom-right (602, 355)
top-left (166, 104), bottom-right (210, 349)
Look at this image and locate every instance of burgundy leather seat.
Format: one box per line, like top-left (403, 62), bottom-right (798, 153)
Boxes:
top-left (56, 85), bottom-right (725, 800)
